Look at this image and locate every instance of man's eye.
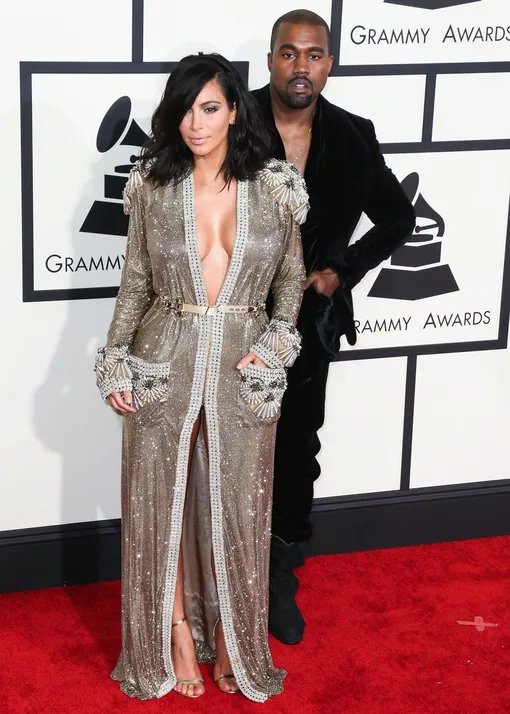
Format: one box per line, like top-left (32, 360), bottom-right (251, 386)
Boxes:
top-left (310, 55), bottom-right (321, 60)
top-left (282, 53), bottom-right (295, 59)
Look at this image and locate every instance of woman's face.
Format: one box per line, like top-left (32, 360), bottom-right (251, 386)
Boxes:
top-left (179, 79), bottom-right (236, 160)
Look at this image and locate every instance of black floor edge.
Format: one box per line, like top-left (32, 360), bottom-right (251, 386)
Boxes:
top-left (2, 480), bottom-right (510, 593)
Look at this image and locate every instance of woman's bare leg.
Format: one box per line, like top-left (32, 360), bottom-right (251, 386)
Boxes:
top-left (213, 620), bottom-right (239, 693)
top-left (171, 413), bottom-right (205, 698)
top-left (199, 416), bottom-right (239, 694)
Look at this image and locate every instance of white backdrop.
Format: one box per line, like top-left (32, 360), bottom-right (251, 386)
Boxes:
top-left (1, 0), bottom-right (509, 531)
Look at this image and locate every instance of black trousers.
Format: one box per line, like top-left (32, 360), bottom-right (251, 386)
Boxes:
top-left (271, 361), bottom-right (330, 543)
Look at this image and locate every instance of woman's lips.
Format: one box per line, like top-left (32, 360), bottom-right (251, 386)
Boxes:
top-left (189, 137), bottom-right (208, 144)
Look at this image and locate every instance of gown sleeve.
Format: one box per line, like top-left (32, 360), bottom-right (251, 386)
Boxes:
top-left (95, 167), bottom-right (154, 399)
top-left (250, 160), bottom-right (308, 369)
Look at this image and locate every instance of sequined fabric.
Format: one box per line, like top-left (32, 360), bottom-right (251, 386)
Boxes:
top-left (99, 161), bottom-right (306, 702)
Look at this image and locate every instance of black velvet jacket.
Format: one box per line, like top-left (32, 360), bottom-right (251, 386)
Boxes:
top-left (253, 85), bottom-right (416, 380)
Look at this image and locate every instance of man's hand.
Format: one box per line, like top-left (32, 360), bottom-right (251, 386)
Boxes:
top-left (304, 268), bottom-right (341, 297)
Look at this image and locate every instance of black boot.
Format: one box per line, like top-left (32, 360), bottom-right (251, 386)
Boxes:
top-left (268, 535), bottom-right (305, 645)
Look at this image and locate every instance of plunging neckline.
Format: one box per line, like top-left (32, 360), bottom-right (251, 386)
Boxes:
top-left (186, 172), bottom-right (247, 307)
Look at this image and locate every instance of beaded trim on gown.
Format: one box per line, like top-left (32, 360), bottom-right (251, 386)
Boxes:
top-left (95, 159), bottom-right (308, 702)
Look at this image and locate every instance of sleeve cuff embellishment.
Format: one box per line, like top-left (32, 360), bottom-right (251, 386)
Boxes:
top-left (252, 317), bottom-right (302, 368)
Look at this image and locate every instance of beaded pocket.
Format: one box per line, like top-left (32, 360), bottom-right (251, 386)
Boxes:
top-left (238, 363), bottom-right (287, 421)
top-left (128, 355), bottom-right (172, 410)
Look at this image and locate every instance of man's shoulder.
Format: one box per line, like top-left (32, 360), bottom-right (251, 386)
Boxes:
top-left (251, 84), bottom-right (270, 109)
top-left (319, 95), bottom-right (374, 137)
top-left (251, 85), bottom-right (267, 98)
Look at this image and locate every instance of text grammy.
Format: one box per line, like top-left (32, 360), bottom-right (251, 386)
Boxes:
top-left (350, 24), bottom-right (510, 45)
top-left (45, 254), bottom-right (125, 273)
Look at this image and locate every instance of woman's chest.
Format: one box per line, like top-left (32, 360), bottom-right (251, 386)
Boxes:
top-left (194, 183), bottom-right (237, 263)
top-left (144, 184), bottom-right (287, 271)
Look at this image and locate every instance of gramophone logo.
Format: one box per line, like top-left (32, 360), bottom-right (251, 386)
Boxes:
top-left (384, 0), bottom-right (480, 8)
top-left (368, 172), bottom-right (459, 301)
top-left (80, 96), bottom-right (149, 237)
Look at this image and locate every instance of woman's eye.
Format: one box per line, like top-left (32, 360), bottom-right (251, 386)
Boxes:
top-left (204, 106), bottom-right (218, 114)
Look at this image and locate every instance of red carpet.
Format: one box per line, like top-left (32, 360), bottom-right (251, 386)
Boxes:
top-left (1, 536), bottom-right (509, 714)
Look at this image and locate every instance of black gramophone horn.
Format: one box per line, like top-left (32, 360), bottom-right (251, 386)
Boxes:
top-left (401, 172), bottom-right (445, 241)
top-left (96, 96), bottom-right (131, 153)
top-left (96, 96), bottom-right (149, 153)
top-left (413, 193), bottom-right (445, 237)
top-left (121, 119), bottom-right (149, 148)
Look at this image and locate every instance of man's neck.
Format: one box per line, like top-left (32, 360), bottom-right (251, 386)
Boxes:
top-left (269, 84), bottom-right (317, 130)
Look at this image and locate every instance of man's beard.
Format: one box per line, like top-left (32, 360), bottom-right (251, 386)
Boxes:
top-left (277, 78), bottom-right (315, 109)
top-left (282, 92), bottom-right (314, 109)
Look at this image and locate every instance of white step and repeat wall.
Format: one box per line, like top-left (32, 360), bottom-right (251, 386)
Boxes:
top-left (1, 0), bottom-right (509, 533)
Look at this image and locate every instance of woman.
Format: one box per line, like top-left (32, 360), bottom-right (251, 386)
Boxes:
top-left (95, 53), bottom-right (308, 702)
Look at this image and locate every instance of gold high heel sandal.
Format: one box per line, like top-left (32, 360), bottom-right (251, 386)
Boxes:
top-left (213, 619), bottom-right (240, 694)
top-left (214, 673), bottom-right (240, 693)
top-left (171, 616), bottom-right (205, 699)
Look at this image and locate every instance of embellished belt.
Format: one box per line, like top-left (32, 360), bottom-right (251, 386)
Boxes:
top-left (157, 296), bottom-right (264, 317)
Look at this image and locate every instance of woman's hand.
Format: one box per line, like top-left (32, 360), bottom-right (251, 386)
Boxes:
top-left (106, 391), bottom-right (137, 415)
top-left (236, 353), bottom-right (269, 370)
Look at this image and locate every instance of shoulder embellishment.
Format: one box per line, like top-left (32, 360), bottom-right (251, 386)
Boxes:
top-left (122, 161), bottom-right (144, 215)
top-left (260, 159), bottom-right (309, 225)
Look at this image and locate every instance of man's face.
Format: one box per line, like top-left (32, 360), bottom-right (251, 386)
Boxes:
top-left (268, 22), bottom-right (333, 109)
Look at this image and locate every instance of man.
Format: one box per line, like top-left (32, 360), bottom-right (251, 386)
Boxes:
top-left (253, 10), bottom-right (415, 645)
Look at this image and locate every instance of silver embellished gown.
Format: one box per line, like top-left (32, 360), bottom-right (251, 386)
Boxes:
top-left (95, 159), bottom-right (308, 702)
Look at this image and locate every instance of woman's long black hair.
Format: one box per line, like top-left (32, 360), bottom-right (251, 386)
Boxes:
top-left (140, 53), bottom-right (273, 185)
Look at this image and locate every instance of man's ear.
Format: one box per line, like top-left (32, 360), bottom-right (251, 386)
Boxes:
top-left (267, 52), bottom-right (273, 72)
top-left (327, 54), bottom-right (334, 74)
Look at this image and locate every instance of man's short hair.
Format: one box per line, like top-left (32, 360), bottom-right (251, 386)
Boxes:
top-left (270, 9), bottom-right (332, 54)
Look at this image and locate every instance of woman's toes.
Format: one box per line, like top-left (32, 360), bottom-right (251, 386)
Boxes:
top-left (216, 676), bottom-right (238, 694)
